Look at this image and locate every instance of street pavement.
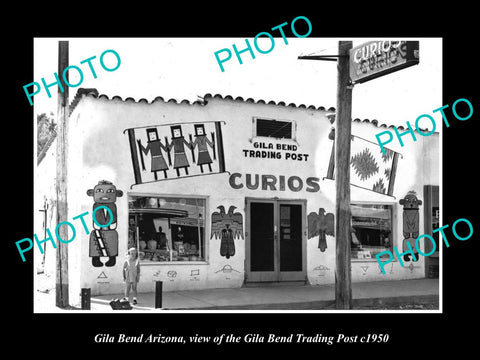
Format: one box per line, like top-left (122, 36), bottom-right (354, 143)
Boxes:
top-left (85, 278), bottom-right (439, 311)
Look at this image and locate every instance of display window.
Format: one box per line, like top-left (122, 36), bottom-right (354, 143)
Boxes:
top-left (128, 194), bottom-right (206, 262)
top-left (351, 203), bottom-right (393, 260)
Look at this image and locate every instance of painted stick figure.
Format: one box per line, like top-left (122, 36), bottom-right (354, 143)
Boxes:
top-left (167, 125), bottom-right (192, 177)
top-left (137, 128), bottom-right (169, 180)
top-left (191, 124), bottom-right (215, 173)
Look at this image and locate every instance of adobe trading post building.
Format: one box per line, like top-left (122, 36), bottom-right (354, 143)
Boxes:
top-left (35, 88), bottom-right (439, 307)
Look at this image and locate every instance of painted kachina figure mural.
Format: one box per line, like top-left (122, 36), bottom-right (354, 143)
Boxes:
top-left (86, 180), bottom-right (123, 267)
top-left (190, 124), bottom-right (216, 173)
top-left (399, 191), bottom-right (422, 262)
top-left (125, 121), bottom-right (226, 188)
top-left (307, 208), bottom-right (334, 252)
top-left (211, 205), bottom-right (244, 259)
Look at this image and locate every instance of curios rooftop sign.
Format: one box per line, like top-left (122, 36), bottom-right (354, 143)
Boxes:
top-left (349, 41), bottom-right (419, 84)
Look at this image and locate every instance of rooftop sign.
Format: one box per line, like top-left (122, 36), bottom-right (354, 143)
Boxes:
top-left (349, 41), bottom-right (419, 84)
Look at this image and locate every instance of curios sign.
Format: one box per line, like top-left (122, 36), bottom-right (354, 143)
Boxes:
top-left (349, 41), bottom-right (419, 84)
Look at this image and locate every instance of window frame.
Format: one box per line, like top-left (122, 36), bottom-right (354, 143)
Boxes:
top-left (251, 116), bottom-right (297, 142)
top-left (350, 201), bottom-right (396, 262)
top-left (127, 192), bottom-right (209, 265)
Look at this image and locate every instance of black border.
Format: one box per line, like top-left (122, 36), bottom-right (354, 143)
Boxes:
top-left (8, 5), bottom-right (478, 354)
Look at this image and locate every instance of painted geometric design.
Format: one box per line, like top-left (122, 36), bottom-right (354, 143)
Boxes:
top-left (377, 263), bottom-right (394, 274)
top-left (360, 265), bottom-right (369, 274)
top-left (313, 264), bottom-right (331, 277)
top-left (384, 167), bottom-right (391, 181)
top-left (215, 264), bottom-right (241, 273)
top-left (190, 269), bottom-right (200, 276)
top-left (350, 148), bottom-right (379, 181)
top-left (313, 265), bottom-right (330, 271)
top-left (382, 148), bottom-right (394, 163)
top-left (408, 262), bottom-right (421, 273)
top-left (373, 178), bottom-right (386, 194)
top-left (327, 135), bottom-right (400, 196)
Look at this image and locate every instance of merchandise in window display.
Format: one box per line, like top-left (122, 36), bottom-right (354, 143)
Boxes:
top-left (128, 195), bottom-right (205, 262)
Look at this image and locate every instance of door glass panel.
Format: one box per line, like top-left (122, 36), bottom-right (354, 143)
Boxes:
top-left (250, 202), bottom-right (274, 272)
top-left (279, 204), bottom-right (302, 271)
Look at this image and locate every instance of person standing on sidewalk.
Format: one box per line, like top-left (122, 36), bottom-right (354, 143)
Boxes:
top-left (123, 247), bottom-right (140, 305)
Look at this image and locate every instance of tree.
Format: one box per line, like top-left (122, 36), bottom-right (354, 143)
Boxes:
top-left (37, 112), bottom-right (56, 155)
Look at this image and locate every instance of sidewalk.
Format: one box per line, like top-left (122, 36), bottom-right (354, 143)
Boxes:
top-left (90, 278), bottom-right (439, 311)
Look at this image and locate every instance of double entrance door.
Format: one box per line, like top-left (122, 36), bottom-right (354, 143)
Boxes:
top-left (245, 198), bottom-right (306, 283)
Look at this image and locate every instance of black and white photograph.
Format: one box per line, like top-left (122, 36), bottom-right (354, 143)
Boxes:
top-left (32, 37), bottom-right (442, 314)
top-left (8, 6), bottom-right (478, 354)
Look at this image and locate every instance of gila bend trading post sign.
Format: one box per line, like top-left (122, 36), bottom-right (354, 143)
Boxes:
top-left (349, 41), bottom-right (419, 84)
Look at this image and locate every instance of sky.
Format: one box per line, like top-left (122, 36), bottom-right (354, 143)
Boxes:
top-left (33, 37), bottom-right (442, 129)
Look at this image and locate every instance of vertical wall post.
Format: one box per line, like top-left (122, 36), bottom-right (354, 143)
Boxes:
top-left (56, 40), bottom-right (69, 308)
top-left (334, 41), bottom-right (353, 310)
top-left (155, 281), bottom-right (163, 309)
top-left (81, 288), bottom-right (91, 310)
